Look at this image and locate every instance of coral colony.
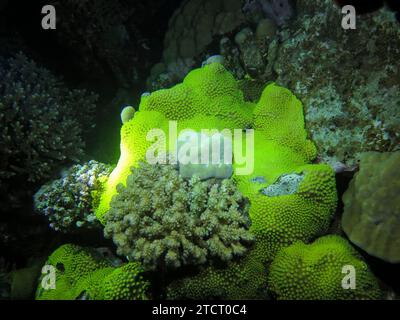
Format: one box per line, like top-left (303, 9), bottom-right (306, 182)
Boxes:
top-left (1, 0), bottom-right (399, 301)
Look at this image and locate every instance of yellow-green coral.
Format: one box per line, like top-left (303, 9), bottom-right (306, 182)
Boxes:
top-left (95, 63), bottom-right (256, 222)
top-left (253, 83), bottom-right (317, 162)
top-left (94, 63), bottom-right (337, 299)
top-left (35, 244), bottom-right (149, 300)
top-left (167, 241), bottom-right (268, 300)
top-left (140, 63), bottom-right (254, 128)
top-left (103, 162), bottom-right (254, 272)
top-left (267, 235), bottom-right (383, 300)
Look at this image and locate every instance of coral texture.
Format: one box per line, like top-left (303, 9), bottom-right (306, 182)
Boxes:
top-left (268, 235), bottom-right (383, 300)
top-left (103, 162), bottom-right (253, 271)
top-left (95, 63), bottom-right (255, 221)
top-left (160, 67), bottom-right (336, 299)
top-left (272, 0), bottom-right (400, 167)
top-left (94, 63), bottom-right (337, 299)
top-left (159, 0), bottom-right (400, 167)
top-left (34, 161), bottom-right (112, 232)
top-left (0, 53), bottom-right (97, 208)
top-left (35, 244), bottom-right (149, 300)
top-left (342, 151), bottom-right (400, 263)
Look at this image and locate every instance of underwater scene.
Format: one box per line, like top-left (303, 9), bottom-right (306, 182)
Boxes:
top-left (0, 0), bottom-right (400, 303)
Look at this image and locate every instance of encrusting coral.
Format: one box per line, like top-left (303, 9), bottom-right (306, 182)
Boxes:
top-left (34, 161), bottom-right (112, 233)
top-left (267, 235), bottom-right (383, 300)
top-left (103, 161), bottom-right (254, 272)
top-left (35, 244), bottom-right (149, 300)
top-left (95, 63), bottom-right (255, 222)
top-left (94, 62), bottom-right (337, 299)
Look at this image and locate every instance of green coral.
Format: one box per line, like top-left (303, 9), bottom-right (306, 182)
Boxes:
top-left (95, 63), bottom-right (255, 221)
top-left (94, 63), bottom-right (337, 299)
top-left (167, 75), bottom-right (337, 300)
top-left (103, 161), bottom-right (254, 272)
top-left (167, 240), bottom-right (268, 300)
top-left (267, 235), bottom-right (383, 300)
top-left (35, 244), bottom-right (149, 300)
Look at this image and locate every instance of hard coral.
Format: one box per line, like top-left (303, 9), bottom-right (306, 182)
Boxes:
top-left (35, 244), bottom-right (149, 300)
top-left (95, 63), bottom-right (255, 221)
top-left (0, 53), bottom-right (97, 208)
top-left (273, 0), bottom-right (400, 167)
top-left (94, 62), bottom-right (338, 299)
top-left (268, 235), bottom-right (383, 300)
top-left (166, 76), bottom-right (337, 300)
top-left (34, 161), bottom-right (112, 233)
top-left (103, 162), bottom-right (253, 272)
top-left (342, 151), bottom-right (400, 263)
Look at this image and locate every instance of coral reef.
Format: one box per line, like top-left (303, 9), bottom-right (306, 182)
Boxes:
top-left (155, 0), bottom-right (400, 167)
top-left (272, 0), bottom-right (400, 167)
top-left (126, 65), bottom-right (338, 299)
top-left (342, 151), bottom-right (400, 263)
top-left (34, 161), bottom-right (112, 233)
top-left (146, 0), bottom-right (246, 91)
top-left (35, 244), bottom-right (149, 300)
top-left (268, 235), bottom-right (383, 300)
top-left (0, 53), bottom-right (97, 209)
top-left (103, 161), bottom-right (253, 272)
top-left (95, 63), bottom-right (255, 221)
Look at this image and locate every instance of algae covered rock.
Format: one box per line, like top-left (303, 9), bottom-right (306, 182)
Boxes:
top-left (342, 151), bottom-right (400, 263)
top-left (273, 0), bottom-right (400, 167)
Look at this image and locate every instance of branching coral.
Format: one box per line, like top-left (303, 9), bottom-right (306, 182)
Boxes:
top-left (35, 244), bottom-right (149, 300)
top-left (103, 161), bottom-right (254, 272)
top-left (34, 161), bottom-right (112, 232)
top-left (268, 235), bottom-right (383, 300)
top-left (0, 53), bottom-right (97, 209)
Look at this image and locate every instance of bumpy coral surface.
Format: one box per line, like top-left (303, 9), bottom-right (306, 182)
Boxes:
top-left (95, 63), bottom-right (337, 299)
top-left (35, 244), bottom-right (149, 300)
top-left (34, 161), bottom-right (112, 232)
top-left (95, 63), bottom-right (254, 221)
top-left (159, 67), bottom-right (336, 299)
top-left (103, 162), bottom-right (253, 271)
top-left (342, 151), bottom-right (400, 263)
top-left (268, 236), bottom-right (383, 300)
